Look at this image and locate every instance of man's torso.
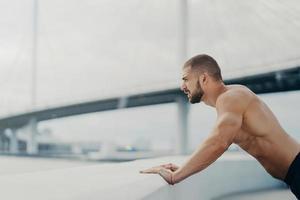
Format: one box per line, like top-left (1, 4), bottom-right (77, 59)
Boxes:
top-left (223, 85), bottom-right (300, 180)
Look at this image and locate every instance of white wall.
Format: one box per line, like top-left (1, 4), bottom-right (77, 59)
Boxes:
top-left (0, 153), bottom-right (284, 200)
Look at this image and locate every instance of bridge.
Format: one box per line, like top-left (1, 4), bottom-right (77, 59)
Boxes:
top-left (0, 66), bottom-right (299, 155)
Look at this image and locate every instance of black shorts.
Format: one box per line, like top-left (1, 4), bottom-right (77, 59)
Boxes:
top-left (284, 152), bottom-right (300, 199)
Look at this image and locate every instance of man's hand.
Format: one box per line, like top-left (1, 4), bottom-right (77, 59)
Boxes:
top-left (139, 163), bottom-right (179, 185)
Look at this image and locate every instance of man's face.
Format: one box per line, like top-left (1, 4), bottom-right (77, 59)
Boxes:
top-left (180, 67), bottom-right (204, 104)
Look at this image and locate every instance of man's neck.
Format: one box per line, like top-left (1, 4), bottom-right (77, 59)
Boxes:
top-left (203, 82), bottom-right (227, 107)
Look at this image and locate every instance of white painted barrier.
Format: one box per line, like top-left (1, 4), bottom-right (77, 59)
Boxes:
top-left (0, 153), bottom-right (284, 200)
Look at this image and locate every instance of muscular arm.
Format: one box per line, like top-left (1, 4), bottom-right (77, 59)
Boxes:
top-left (173, 94), bottom-right (244, 184)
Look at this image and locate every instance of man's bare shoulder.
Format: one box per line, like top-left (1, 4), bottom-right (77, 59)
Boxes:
top-left (216, 85), bottom-right (255, 113)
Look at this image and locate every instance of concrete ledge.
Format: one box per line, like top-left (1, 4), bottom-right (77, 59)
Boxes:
top-left (0, 153), bottom-right (284, 200)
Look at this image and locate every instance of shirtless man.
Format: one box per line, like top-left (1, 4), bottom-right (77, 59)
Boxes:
top-left (140, 54), bottom-right (300, 199)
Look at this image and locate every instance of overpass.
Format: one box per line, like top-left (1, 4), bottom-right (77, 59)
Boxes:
top-left (0, 66), bottom-right (300, 154)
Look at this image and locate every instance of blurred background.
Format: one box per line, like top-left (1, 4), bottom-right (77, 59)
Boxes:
top-left (0, 0), bottom-right (300, 162)
top-left (1, 1), bottom-right (300, 199)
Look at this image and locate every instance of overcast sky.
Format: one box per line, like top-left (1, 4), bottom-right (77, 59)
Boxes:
top-left (1, 0), bottom-right (300, 150)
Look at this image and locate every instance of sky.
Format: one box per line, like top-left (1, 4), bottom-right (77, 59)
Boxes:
top-left (1, 0), bottom-right (300, 151)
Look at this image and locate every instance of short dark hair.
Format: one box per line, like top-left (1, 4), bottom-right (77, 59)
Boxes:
top-left (183, 54), bottom-right (223, 81)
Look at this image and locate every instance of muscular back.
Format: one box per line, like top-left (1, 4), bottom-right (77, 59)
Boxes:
top-left (224, 85), bottom-right (300, 180)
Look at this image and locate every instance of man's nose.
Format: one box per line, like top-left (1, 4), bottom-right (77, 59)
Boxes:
top-left (180, 83), bottom-right (186, 92)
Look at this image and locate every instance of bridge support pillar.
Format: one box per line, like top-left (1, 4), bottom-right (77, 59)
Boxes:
top-left (6, 129), bottom-right (18, 154)
top-left (26, 118), bottom-right (38, 154)
top-left (176, 96), bottom-right (190, 155)
top-left (0, 130), bottom-right (3, 152)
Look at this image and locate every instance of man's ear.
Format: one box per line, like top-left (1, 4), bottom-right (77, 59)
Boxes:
top-left (199, 73), bottom-right (207, 85)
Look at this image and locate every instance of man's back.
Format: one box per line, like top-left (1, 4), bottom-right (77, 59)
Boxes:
top-left (224, 85), bottom-right (300, 179)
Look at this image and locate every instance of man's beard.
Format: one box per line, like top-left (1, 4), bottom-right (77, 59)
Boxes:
top-left (190, 81), bottom-right (204, 104)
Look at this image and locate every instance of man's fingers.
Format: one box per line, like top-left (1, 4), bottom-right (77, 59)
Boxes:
top-left (140, 169), bottom-right (154, 174)
top-left (161, 163), bottom-right (173, 169)
top-left (140, 163), bottom-right (179, 174)
top-left (161, 163), bottom-right (179, 171)
top-left (139, 169), bottom-right (153, 173)
top-left (140, 166), bottom-right (175, 185)
top-left (160, 163), bottom-right (171, 168)
top-left (139, 167), bottom-right (160, 174)
top-left (140, 164), bottom-right (164, 173)
top-left (170, 164), bottom-right (179, 171)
